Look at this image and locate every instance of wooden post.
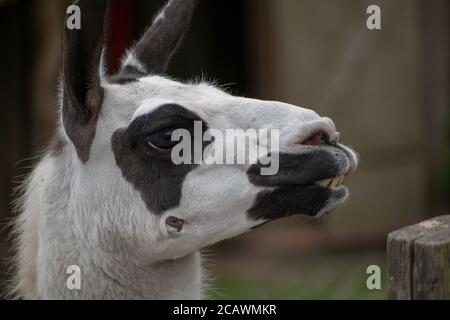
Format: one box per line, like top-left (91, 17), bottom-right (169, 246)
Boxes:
top-left (387, 215), bottom-right (450, 300)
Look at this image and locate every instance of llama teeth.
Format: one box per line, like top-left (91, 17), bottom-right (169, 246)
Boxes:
top-left (317, 176), bottom-right (345, 188)
top-left (333, 176), bottom-right (345, 187)
top-left (319, 179), bottom-right (332, 187)
top-left (330, 177), bottom-right (340, 188)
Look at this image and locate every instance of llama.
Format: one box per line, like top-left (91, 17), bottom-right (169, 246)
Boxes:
top-left (10, 0), bottom-right (357, 299)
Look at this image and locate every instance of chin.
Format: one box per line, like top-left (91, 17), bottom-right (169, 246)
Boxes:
top-left (313, 185), bottom-right (349, 218)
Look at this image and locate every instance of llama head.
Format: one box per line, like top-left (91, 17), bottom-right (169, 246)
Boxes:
top-left (60, 0), bottom-right (357, 260)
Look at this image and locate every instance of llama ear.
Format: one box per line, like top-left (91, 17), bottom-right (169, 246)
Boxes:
top-left (115, 0), bottom-right (197, 80)
top-left (62, 0), bottom-right (108, 162)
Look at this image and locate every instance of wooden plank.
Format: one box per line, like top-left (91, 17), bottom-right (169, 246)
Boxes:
top-left (388, 215), bottom-right (450, 300)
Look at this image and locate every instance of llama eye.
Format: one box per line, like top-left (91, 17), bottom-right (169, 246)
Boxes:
top-left (144, 128), bottom-right (178, 150)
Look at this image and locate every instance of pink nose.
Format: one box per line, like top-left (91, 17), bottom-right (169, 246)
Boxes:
top-left (299, 118), bottom-right (339, 146)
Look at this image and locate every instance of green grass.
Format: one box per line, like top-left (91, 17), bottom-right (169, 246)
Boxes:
top-left (208, 253), bottom-right (388, 300)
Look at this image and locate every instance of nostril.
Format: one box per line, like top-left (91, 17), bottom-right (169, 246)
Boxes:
top-left (297, 118), bottom-right (338, 146)
top-left (301, 130), bottom-right (329, 145)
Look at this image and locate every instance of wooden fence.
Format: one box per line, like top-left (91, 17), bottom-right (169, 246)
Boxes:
top-left (388, 215), bottom-right (450, 300)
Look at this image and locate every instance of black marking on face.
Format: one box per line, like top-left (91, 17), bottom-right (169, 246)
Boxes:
top-left (246, 147), bottom-right (351, 220)
top-left (111, 104), bottom-right (209, 214)
top-left (248, 185), bottom-right (340, 220)
top-left (247, 148), bottom-right (349, 187)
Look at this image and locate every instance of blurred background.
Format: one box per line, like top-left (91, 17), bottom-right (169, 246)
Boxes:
top-left (0, 0), bottom-right (448, 299)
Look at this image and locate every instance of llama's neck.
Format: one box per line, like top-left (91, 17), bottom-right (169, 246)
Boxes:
top-left (39, 234), bottom-right (203, 299)
top-left (40, 239), bottom-right (203, 299)
top-left (16, 151), bottom-right (203, 299)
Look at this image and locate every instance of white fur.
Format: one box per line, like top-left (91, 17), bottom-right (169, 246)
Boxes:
top-left (11, 73), bottom-right (355, 299)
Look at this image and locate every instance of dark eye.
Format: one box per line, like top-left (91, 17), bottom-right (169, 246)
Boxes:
top-left (144, 128), bottom-right (178, 150)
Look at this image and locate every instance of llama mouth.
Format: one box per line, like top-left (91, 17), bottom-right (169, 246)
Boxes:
top-left (246, 182), bottom-right (349, 221)
top-left (315, 175), bottom-right (345, 188)
top-left (246, 146), bottom-right (357, 221)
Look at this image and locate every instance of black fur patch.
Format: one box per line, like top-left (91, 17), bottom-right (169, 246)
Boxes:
top-left (62, 0), bottom-right (200, 160)
top-left (247, 185), bottom-right (338, 220)
top-left (62, 0), bottom-right (108, 163)
top-left (111, 104), bottom-right (209, 214)
top-left (247, 148), bottom-right (349, 187)
top-left (246, 146), bottom-right (350, 220)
